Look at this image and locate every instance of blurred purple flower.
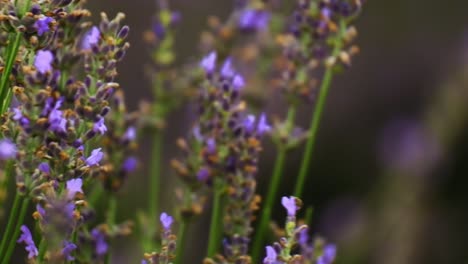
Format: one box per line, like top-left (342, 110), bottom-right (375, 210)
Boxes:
top-left (317, 244), bottom-right (337, 264)
top-left (221, 58), bottom-right (235, 78)
top-left (200, 51), bottom-right (217, 73)
top-left (34, 16), bottom-right (53, 36)
top-left (62, 241), bottom-right (77, 261)
top-left (257, 113), bottom-right (271, 135)
top-left (239, 9), bottom-right (270, 31)
top-left (93, 117), bottom-right (107, 135)
top-left (38, 162), bottom-right (50, 174)
top-left (66, 178), bottom-right (83, 198)
top-left (263, 246), bottom-right (278, 264)
top-left (17, 225), bottom-right (38, 259)
top-left (0, 139), bottom-right (17, 160)
top-left (281, 196), bottom-right (297, 217)
top-left (206, 138), bottom-right (216, 154)
top-left (82, 26), bottom-right (100, 50)
top-left (122, 156), bottom-right (138, 173)
top-left (233, 74), bottom-right (245, 90)
top-left (243, 115), bottom-right (255, 133)
top-left (123, 126), bottom-right (137, 141)
top-left (86, 148), bottom-right (104, 166)
top-left (34, 50), bottom-right (53, 74)
top-left (91, 229), bottom-right (108, 256)
top-left (160, 212), bottom-right (174, 230)
top-left (197, 167), bottom-right (210, 181)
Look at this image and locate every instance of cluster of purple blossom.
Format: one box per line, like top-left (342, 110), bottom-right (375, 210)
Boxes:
top-left (0, 0), bottom-right (365, 263)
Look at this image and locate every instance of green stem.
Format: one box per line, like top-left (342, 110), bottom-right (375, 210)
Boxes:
top-left (0, 161), bottom-right (14, 210)
top-left (1, 197), bottom-right (30, 264)
top-left (105, 195), bottom-right (117, 264)
top-left (0, 32), bottom-right (21, 114)
top-left (206, 179), bottom-right (224, 257)
top-left (146, 130), bottom-right (163, 251)
top-left (174, 220), bottom-right (188, 264)
top-left (293, 19), bottom-right (346, 198)
top-left (37, 238), bottom-right (47, 263)
top-left (251, 106), bottom-right (297, 262)
top-left (304, 206), bottom-right (313, 225)
top-left (0, 192), bottom-right (22, 257)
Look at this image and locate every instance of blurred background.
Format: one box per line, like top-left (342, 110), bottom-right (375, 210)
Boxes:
top-left (85, 0), bottom-right (468, 263)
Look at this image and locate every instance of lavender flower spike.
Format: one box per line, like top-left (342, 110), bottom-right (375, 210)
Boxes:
top-left (160, 212), bottom-right (174, 230)
top-left (0, 139), bottom-right (17, 159)
top-left (34, 50), bottom-right (54, 74)
top-left (17, 225), bottom-right (38, 259)
top-left (281, 196), bottom-right (298, 217)
top-left (200, 51), bottom-right (217, 73)
top-left (66, 178), bottom-right (83, 198)
top-left (62, 241), bottom-right (77, 261)
top-left (86, 148), bottom-right (104, 166)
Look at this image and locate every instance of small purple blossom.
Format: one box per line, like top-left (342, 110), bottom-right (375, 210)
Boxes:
top-left (122, 156), bottom-right (138, 172)
top-left (197, 167), bottom-right (210, 181)
top-left (86, 148), bottom-right (104, 166)
top-left (221, 58), bottom-right (235, 78)
top-left (160, 212), bottom-right (174, 230)
top-left (206, 138), bottom-right (216, 154)
top-left (36, 204), bottom-right (46, 218)
top-left (281, 196), bottom-right (297, 217)
top-left (0, 139), bottom-right (17, 160)
top-left (66, 178), bottom-right (83, 198)
top-left (317, 244), bottom-right (337, 264)
top-left (232, 74), bottom-right (245, 90)
top-left (91, 229), bottom-right (108, 256)
top-left (200, 51), bottom-right (217, 73)
top-left (123, 126), bottom-right (137, 141)
top-left (34, 16), bottom-right (53, 36)
top-left (38, 162), bottom-right (50, 174)
top-left (82, 26), bottom-right (100, 50)
top-left (62, 241), bottom-right (77, 261)
top-left (49, 108), bottom-right (67, 133)
top-left (263, 246), bottom-right (278, 264)
top-left (243, 115), bottom-right (255, 133)
top-left (93, 117), bottom-right (107, 135)
top-left (239, 9), bottom-right (270, 31)
top-left (34, 50), bottom-right (54, 74)
top-left (17, 225), bottom-right (38, 259)
top-left (257, 113), bottom-right (271, 135)
top-left (12, 108), bottom-right (22, 121)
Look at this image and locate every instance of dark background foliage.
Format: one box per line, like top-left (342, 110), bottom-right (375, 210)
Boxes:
top-left (85, 0), bottom-right (468, 263)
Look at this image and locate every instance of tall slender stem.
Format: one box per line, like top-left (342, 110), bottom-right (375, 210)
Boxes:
top-left (37, 238), bottom-right (47, 263)
top-left (293, 19), bottom-right (346, 198)
top-left (0, 32), bottom-right (21, 113)
top-left (145, 130), bottom-right (163, 251)
top-left (206, 179), bottom-right (224, 257)
top-left (0, 161), bottom-right (14, 212)
top-left (1, 197), bottom-right (30, 264)
top-left (105, 195), bottom-right (117, 264)
top-left (251, 106), bottom-right (297, 262)
top-left (0, 192), bottom-right (22, 257)
top-left (174, 220), bottom-right (188, 264)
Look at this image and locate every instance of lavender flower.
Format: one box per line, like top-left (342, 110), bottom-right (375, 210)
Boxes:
top-left (62, 241), bottom-right (77, 261)
top-left (257, 113), bottom-right (271, 135)
top-left (86, 148), bottom-right (104, 166)
top-left (239, 9), bottom-right (270, 31)
top-left (34, 50), bottom-right (54, 74)
top-left (160, 212), bottom-right (173, 230)
top-left (243, 115), bottom-right (256, 133)
top-left (38, 162), bottom-right (50, 174)
top-left (123, 126), bottom-right (137, 141)
top-left (91, 228), bottom-right (108, 256)
top-left (263, 246), bottom-right (278, 264)
top-left (93, 117), bottom-right (108, 135)
top-left (17, 225), bottom-right (38, 259)
top-left (122, 156), bottom-right (138, 172)
top-left (66, 178), bottom-right (83, 198)
top-left (221, 58), bottom-right (235, 78)
top-left (281, 196), bottom-right (297, 217)
top-left (82, 26), bottom-right (100, 50)
top-left (0, 139), bottom-right (17, 159)
top-left (317, 244), bottom-right (337, 264)
top-left (197, 167), bottom-right (210, 181)
top-left (232, 74), bottom-right (245, 90)
top-left (34, 16), bottom-right (54, 36)
top-left (206, 138), bottom-right (216, 154)
top-left (200, 51), bottom-right (217, 73)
